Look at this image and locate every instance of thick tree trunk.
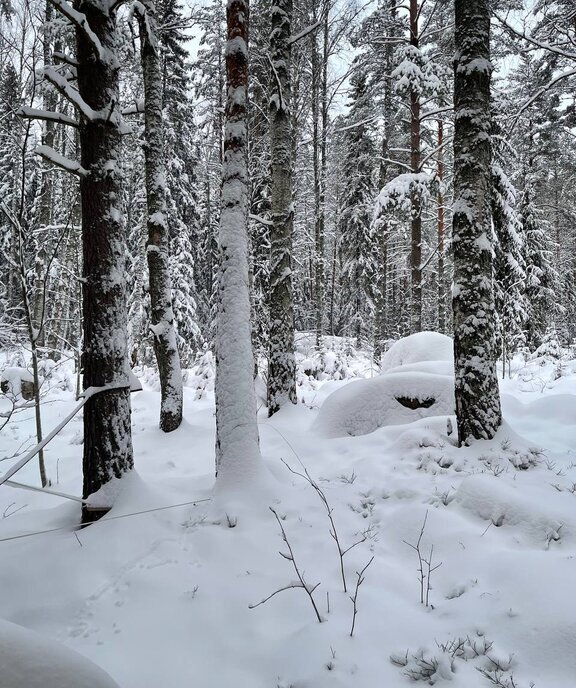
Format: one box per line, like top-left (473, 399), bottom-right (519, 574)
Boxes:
top-left (215, 0), bottom-right (262, 485)
top-left (139, 0), bottom-right (183, 432)
top-left (267, 0), bottom-right (297, 416)
top-left (409, 0), bottom-right (422, 333)
top-left (75, 0), bottom-right (133, 521)
top-left (452, 0), bottom-right (502, 445)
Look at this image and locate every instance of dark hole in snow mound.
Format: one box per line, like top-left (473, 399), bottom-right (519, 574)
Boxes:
top-left (395, 396), bottom-right (435, 410)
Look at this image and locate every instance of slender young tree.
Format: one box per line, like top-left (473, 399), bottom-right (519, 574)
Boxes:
top-left (408, 0), bottom-right (422, 333)
top-left (267, 0), bottom-right (297, 416)
top-left (215, 0), bottom-right (262, 485)
top-left (137, 0), bottom-right (183, 432)
top-left (452, 0), bottom-right (502, 444)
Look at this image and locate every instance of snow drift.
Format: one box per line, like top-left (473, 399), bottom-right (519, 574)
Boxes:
top-left (0, 619), bottom-right (120, 688)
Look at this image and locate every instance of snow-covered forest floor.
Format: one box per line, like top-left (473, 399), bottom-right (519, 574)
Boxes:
top-left (1, 333), bottom-right (575, 688)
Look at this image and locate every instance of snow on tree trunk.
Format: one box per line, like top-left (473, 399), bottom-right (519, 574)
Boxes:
top-left (138, 0), bottom-right (183, 433)
top-left (409, 0), bottom-right (422, 334)
top-left (437, 118), bottom-right (446, 333)
top-left (76, 0), bottom-right (133, 520)
top-left (267, 0), bottom-right (297, 416)
top-left (452, 0), bottom-right (502, 445)
top-left (215, 0), bottom-right (262, 485)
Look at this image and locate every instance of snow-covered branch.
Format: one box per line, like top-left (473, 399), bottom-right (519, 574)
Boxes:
top-left (493, 12), bottom-right (576, 62)
top-left (287, 19), bottom-right (322, 45)
top-left (47, 0), bottom-right (109, 64)
top-left (44, 67), bottom-right (94, 120)
top-left (35, 145), bottom-right (88, 177)
top-left (420, 105), bottom-right (453, 121)
top-left (52, 51), bottom-right (79, 67)
top-left (122, 99), bottom-right (145, 115)
top-left (249, 213), bottom-right (273, 227)
top-left (508, 68), bottom-right (576, 132)
top-left (18, 106), bottom-right (79, 128)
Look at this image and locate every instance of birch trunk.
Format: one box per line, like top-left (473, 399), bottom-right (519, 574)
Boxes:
top-left (215, 0), bottom-right (262, 485)
top-left (75, 0), bottom-right (133, 520)
top-left (139, 0), bottom-right (183, 433)
top-left (452, 0), bottom-right (501, 445)
top-left (267, 0), bottom-right (297, 416)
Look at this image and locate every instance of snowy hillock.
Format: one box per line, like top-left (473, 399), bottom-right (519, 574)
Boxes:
top-left (380, 330), bottom-right (453, 372)
top-left (1, 340), bottom-right (576, 688)
top-left (312, 370), bottom-right (455, 438)
top-left (0, 619), bottom-right (120, 688)
top-left (313, 332), bottom-right (455, 438)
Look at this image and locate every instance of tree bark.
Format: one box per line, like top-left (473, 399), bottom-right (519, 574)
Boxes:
top-left (437, 118), bottom-right (446, 333)
top-left (267, 0), bottom-right (297, 416)
top-left (409, 0), bottom-right (422, 333)
top-left (215, 0), bottom-right (262, 485)
top-left (75, 0), bottom-right (133, 521)
top-left (452, 0), bottom-right (502, 445)
top-left (139, 0), bottom-right (183, 432)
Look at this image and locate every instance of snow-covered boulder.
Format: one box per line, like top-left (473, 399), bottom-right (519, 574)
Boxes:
top-left (380, 331), bottom-right (453, 373)
top-left (0, 619), bottom-right (120, 688)
top-left (313, 369), bottom-right (455, 438)
top-left (0, 367), bottom-right (35, 400)
top-left (313, 332), bottom-right (455, 438)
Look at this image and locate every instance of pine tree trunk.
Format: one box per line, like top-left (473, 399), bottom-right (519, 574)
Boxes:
top-left (437, 119), bottom-right (446, 333)
top-left (409, 0), bottom-right (422, 333)
top-left (267, 0), bottom-right (297, 416)
top-left (215, 0), bottom-right (262, 484)
top-left (311, 7), bottom-right (323, 345)
top-left (76, 0), bottom-right (133, 521)
top-left (452, 0), bottom-right (501, 445)
top-left (139, 0), bottom-right (183, 433)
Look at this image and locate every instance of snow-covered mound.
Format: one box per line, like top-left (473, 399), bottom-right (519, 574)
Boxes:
top-left (380, 331), bottom-right (453, 372)
top-left (0, 619), bottom-right (120, 688)
top-left (314, 332), bottom-right (455, 438)
top-left (0, 366), bottom-right (34, 397)
top-left (313, 370), bottom-right (455, 438)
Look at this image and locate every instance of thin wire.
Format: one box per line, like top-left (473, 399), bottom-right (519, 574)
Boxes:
top-left (0, 498), bottom-right (212, 544)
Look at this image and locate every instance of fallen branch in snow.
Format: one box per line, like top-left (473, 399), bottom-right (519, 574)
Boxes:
top-left (281, 458), bottom-right (367, 593)
top-left (0, 381), bottom-right (136, 488)
top-left (248, 507), bottom-right (323, 623)
top-left (349, 555), bottom-right (374, 637)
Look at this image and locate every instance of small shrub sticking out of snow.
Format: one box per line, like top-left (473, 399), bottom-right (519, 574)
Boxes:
top-left (391, 635), bottom-right (532, 687)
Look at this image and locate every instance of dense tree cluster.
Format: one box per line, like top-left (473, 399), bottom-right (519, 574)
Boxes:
top-left (1, 0), bottom-right (575, 504)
